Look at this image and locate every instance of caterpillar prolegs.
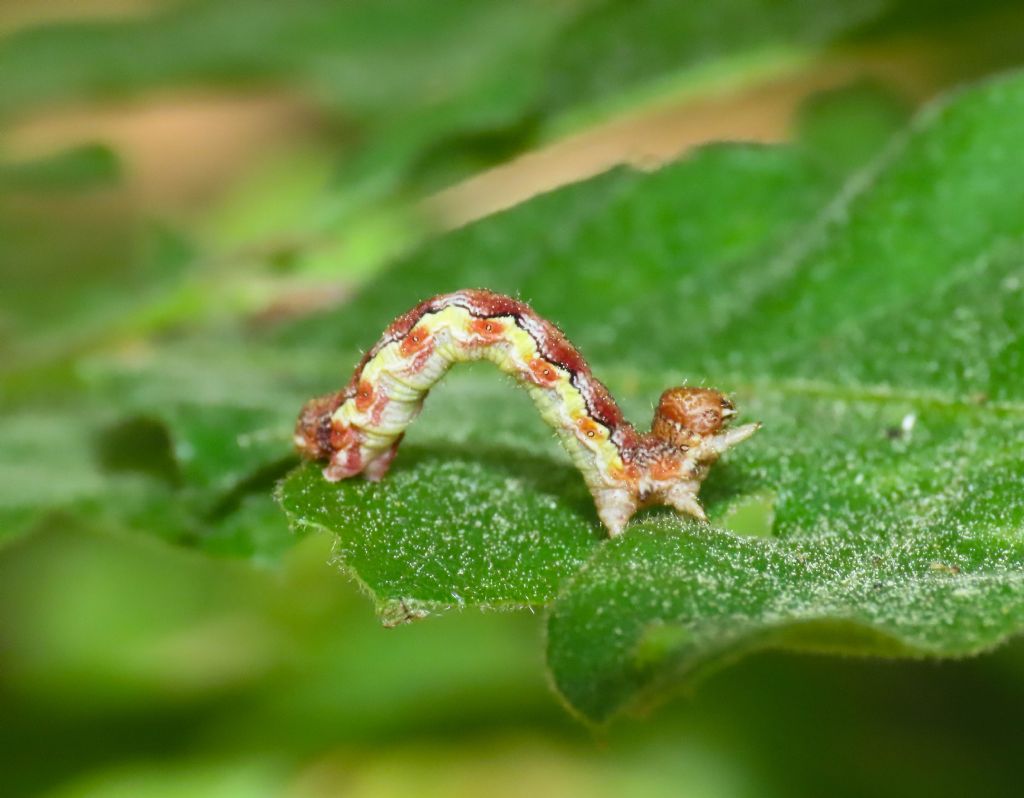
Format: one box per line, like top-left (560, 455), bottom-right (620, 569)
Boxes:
top-left (294, 289), bottom-right (759, 537)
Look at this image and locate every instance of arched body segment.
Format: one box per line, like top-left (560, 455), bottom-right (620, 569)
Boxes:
top-left (295, 289), bottom-right (759, 536)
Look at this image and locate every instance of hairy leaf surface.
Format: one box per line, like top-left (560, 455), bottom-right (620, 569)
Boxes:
top-left (279, 73), bottom-right (1024, 719)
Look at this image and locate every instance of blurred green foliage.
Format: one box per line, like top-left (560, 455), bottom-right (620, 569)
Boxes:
top-left (3, 0), bottom-right (1024, 795)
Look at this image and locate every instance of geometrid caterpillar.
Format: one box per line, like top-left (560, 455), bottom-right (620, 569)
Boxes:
top-left (295, 289), bottom-right (759, 537)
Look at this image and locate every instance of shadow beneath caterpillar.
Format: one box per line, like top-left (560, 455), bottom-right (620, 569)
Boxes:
top-left (698, 460), bottom-right (764, 509)
top-left (386, 442), bottom-right (764, 537)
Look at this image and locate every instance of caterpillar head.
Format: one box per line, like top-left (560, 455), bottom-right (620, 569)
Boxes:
top-left (294, 393), bottom-right (340, 460)
top-left (651, 386), bottom-right (736, 447)
top-left (650, 386), bottom-right (760, 468)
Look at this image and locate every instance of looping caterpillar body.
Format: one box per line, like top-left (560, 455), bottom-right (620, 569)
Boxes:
top-left (295, 289), bottom-right (759, 537)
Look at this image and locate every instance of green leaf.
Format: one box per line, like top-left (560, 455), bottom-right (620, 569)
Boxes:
top-left (0, 211), bottom-right (199, 393)
top-left (276, 72), bottom-right (1024, 717)
top-left (0, 414), bottom-right (108, 542)
top-left (548, 395), bottom-right (1024, 721)
top-left (79, 339), bottom-right (314, 496)
top-left (794, 79), bottom-right (912, 177)
top-left (109, 91), bottom-right (855, 535)
top-left (278, 457), bottom-right (598, 624)
top-left (275, 361), bottom-right (611, 619)
top-left (276, 370), bottom-right (605, 622)
top-left (200, 493), bottom-right (305, 564)
top-left (276, 108), bottom-right (863, 603)
top-left (0, 411), bottom-right (190, 547)
top-left (546, 73), bottom-right (1024, 721)
top-left (0, 144), bottom-right (120, 193)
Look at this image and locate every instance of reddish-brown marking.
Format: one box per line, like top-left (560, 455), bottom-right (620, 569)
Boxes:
top-left (355, 380), bottom-right (374, 413)
top-left (462, 289), bottom-right (531, 318)
top-left (610, 462), bottom-right (642, 487)
top-left (463, 293), bottom-right (625, 423)
top-left (343, 443), bottom-right (363, 473)
top-left (469, 316), bottom-right (507, 342)
top-left (580, 380), bottom-right (625, 429)
top-left (612, 424), bottom-right (642, 453)
top-left (329, 423), bottom-right (358, 452)
top-left (399, 325), bottom-right (432, 358)
top-left (528, 358), bottom-right (560, 386)
top-left (402, 342), bottom-right (437, 377)
top-left (384, 295), bottom-right (446, 341)
top-left (539, 324), bottom-right (587, 375)
top-left (575, 416), bottom-right (602, 441)
top-left (370, 392), bottom-right (390, 426)
top-left (650, 457), bottom-right (682, 481)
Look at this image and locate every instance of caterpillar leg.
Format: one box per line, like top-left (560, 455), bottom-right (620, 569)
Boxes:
top-left (321, 425), bottom-right (364, 482)
top-left (665, 481), bottom-right (708, 523)
top-left (594, 488), bottom-right (638, 537)
top-left (363, 437), bottom-right (403, 482)
top-left (323, 459), bottom-right (361, 482)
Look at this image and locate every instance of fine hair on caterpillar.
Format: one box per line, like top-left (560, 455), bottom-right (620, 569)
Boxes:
top-left (295, 289), bottom-right (759, 536)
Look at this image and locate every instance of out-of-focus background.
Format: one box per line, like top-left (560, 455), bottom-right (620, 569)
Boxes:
top-left (3, 1), bottom-right (1024, 796)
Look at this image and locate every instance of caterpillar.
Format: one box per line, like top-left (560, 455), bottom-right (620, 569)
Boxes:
top-left (294, 289), bottom-right (759, 536)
